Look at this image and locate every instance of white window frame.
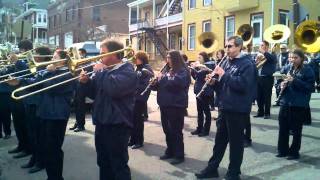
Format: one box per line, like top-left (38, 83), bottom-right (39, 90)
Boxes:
top-left (189, 0), bottom-right (196, 10)
top-left (203, 20), bottom-right (211, 32)
top-left (279, 11), bottom-right (289, 26)
top-left (188, 24), bottom-right (196, 50)
top-left (251, 14), bottom-right (263, 46)
top-left (225, 16), bottom-right (235, 41)
top-left (203, 0), bottom-right (212, 7)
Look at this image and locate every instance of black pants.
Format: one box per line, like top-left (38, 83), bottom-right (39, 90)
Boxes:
top-left (304, 106), bottom-right (312, 125)
top-left (257, 76), bottom-right (274, 115)
top-left (244, 114), bottom-right (251, 142)
top-left (25, 104), bottom-right (37, 161)
top-left (278, 106), bottom-right (304, 156)
top-left (11, 100), bottom-right (29, 152)
top-left (95, 124), bottom-right (131, 180)
top-left (143, 102), bottom-right (148, 119)
top-left (130, 101), bottom-right (145, 145)
top-left (196, 97), bottom-right (211, 133)
top-left (0, 93), bottom-right (11, 136)
top-left (75, 89), bottom-right (87, 128)
top-left (208, 111), bottom-right (247, 175)
top-left (43, 119), bottom-right (68, 180)
top-left (275, 79), bottom-right (283, 98)
top-left (209, 94), bottom-right (215, 108)
top-left (160, 107), bottom-right (185, 159)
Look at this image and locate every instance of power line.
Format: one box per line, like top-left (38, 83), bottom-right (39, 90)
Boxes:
top-left (65, 0), bottom-right (124, 12)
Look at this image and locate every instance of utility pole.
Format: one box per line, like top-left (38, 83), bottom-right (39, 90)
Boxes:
top-left (293, 0), bottom-right (300, 30)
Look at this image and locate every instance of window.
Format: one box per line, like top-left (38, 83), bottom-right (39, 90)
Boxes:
top-left (225, 16), bottom-right (235, 40)
top-left (251, 13), bottom-right (263, 45)
top-left (156, 4), bottom-right (163, 16)
top-left (203, 0), bottom-right (212, 6)
top-left (203, 20), bottom-right (211, 32)
top-left (189, 0), bottom-right (196, 9)
top-left (53, 15), bottom-right (56, 27)
top-left (169, 34), bottom-right (176, 49)
top-left (48, 17), bottom-right (51, 28)
top-left (92, 6), bottom-right (101, 21)
top-left (279, 10), bottom-right (289, 26)
top-left (43, 14), bottom-right (47, 23)
top-left (188, 24), bottom-right (196, 50)
top-left (38, 13), bottom-right (42, 23)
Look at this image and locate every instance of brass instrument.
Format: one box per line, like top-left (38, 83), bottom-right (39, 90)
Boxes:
top-left (236, 24), bottom-right (254, 47)
top-left (255, 53), bottom-right (267, 69)
top-left (11, 47), bottom-right (135, 100)
top-left (198, 32), bottom-right (218, 53)
top-left (294, 20), bottom-right (320, 53)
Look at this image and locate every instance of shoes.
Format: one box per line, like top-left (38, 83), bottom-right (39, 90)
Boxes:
top-left (195, 167), bottom-right (219, 179)
top-left (287, 154), bottom-right (300, 160)
top-left (3, 134), bottom-right (11, 139)
top-left (224, 173), bottom-right (241, 180)
top-left (273, 104), bottom-right (280, 107)
top-left (213, 117), bottom-right (219, 121)
top-left (264, 115), bottom-right (270, 119)
top-left (143, 116), bottom-right (149, 122)
top-left (160, 154), bottom-right (173, 160)
top-left (8, 147), bottom-right (23, 154)
top-left (253, 114), bottom-right (264, 118)
top-left (74, 127), bottom-right (85, 132)
top-left (21, 161), bottom-right (35, 169)
top-left (170, 158), bottom-right (184, 165)
top-left (131, 144), bottom-right (143, 149)
top-left (276, 153), bottom-right (287, 158)
top-left (198, 131), bottom-right (209, 137)
top-left (210, 107), bottom-right (215, 111)
top-left (69, 124), bottom-right (78, 130)
top-left (28, 165), bottom-right (44, 174)
top-left (191, 129), bottom-right (201, 135)
top-left (13, 151), bottom-right (30, 159)
top-left (243, 140), bottom-right (252, 148)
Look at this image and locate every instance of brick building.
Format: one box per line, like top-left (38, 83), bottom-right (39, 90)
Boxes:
top-left (47, 0), bottom-right (131, 48)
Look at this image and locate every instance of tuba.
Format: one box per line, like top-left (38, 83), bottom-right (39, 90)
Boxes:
top-left (294, 20), bottom-right (320, 53)
top-left (236, 24), bottom-right (254, 47)
top-left (198, 32), bottom-right (218, 53)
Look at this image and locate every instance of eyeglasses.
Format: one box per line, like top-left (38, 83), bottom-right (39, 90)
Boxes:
top-left (225, 44), bottom-right (234, 49)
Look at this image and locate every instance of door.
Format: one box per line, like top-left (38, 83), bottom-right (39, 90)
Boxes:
top-left (251, 14), bottom-right (263, 46)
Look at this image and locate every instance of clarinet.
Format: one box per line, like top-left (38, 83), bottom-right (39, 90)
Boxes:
top-left (196, 56), bottom-right (227, 99)
top-left (140, 63), bottom-right (169, 96)
top-left (275, 65), bottom-right (297, 103)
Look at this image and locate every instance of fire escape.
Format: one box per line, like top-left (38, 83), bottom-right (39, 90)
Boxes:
top-left (137, 0), bottom-right (182, 59)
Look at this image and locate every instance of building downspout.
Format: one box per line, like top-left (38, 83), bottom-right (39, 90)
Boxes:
top-left (271, 0), bottom-right (275, 26)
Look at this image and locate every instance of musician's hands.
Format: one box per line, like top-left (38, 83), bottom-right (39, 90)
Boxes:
top-left (280, 81), bottom-right (288, 89)
top-left (286, 75), bottom-right (294, 82)
top-left (213, 66), bottom-right (225, 78)
top-left (6, 78), bottom-right (20, 86)
top-left (47, 64), bottom-right (56, 72)
top-left (205, 74), bottom-right (216, 85)
top-left (93, 63), bottom-right (107, 72)
top-left (79, 69), bottom-right (89, 83)
top-left (156, 72), bottom-right (164, 81)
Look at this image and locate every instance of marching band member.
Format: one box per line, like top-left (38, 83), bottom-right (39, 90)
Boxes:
top-left (277, 49), bottom-right (315, 160)
top-left (79, 40), bottom-right (138, 180)
top-left (151, 50), bottom-right (191, 165)
top-left (7, 40), bottom-right (31, 159)
top-left (8, 49), bottom-right (75, 179)
top-left (70, 48), bottom-right (90, 132)
top-left (195, 36), bottom-right (256, 180)
top-left (190, 52), bottom-right (214, 137)
top-left (128, 51), bottom-right (154, 149)
top-left (20, 47), bottom-right (51, 173)
top-left (254, 40), bottom-right (277, 119)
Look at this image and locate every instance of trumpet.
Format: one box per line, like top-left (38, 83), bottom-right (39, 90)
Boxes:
top-left (11, 47), bottom-right (135, 100)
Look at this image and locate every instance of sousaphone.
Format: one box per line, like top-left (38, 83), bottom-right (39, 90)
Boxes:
top-left (295, 20), bottom-right (320, 53)
top-left (236, 24), bottom-right (254, 46)
top-left (263, 24), bottom-right (291, 44)
top-left (198, 32), bottom-right (218, 53)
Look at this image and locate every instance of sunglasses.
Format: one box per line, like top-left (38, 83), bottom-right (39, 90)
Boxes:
top-left (225, 44), bottom-right (234, 49)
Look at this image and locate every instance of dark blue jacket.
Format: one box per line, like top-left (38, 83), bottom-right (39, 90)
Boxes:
top-left (152, 67), bottom-right (191, 108)
top-left (258, 52), bottom-right (276, 76)
top-left (212, 54), bottom-right (256, 113)
top-left (0, 60), bottom-right (29, 93)
top-left (191, 64), bottom-right (214, 96)
top-left (85, 63), bottom-right (138, 127)
top-left (308, 57), bottom-right (319, 81)
top-left (135, 64), bottom-right (154, 102)
top-left (20, 67), bottom-right (75, 120)
top-left (280, 64), bottom-right (315, 107)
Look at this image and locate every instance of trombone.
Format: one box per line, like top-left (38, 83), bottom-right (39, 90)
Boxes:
top-left (11, 47), bottom-right (135, 100)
